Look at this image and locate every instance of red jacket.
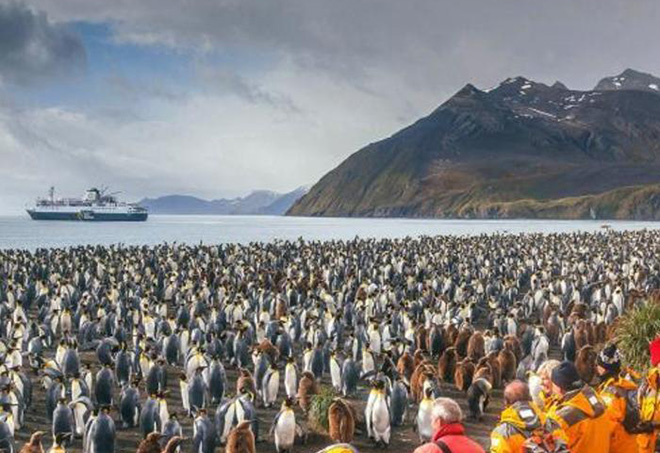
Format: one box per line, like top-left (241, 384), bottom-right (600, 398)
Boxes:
top-left (413, 423), bottom-right (485, 453)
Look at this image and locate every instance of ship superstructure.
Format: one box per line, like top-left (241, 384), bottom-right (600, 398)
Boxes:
top-left (27, 187), bottom-right (148, 221)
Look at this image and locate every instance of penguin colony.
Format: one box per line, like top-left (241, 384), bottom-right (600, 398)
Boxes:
top-left (0, 230), bottom-right (657, 452)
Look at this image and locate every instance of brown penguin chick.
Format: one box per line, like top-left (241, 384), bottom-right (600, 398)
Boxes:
top-left (466, 332), bottom-right (485, 361)
top-left (587, 321), bottom-right (598, 346)
top-left (473, 364), bottom-right (493, 386)
top-left (236, 368), bottom-right (257, 397)
top-left (476, 357), bottom-right (492, 373)
top-left (545, 311), bottom-right (561, 345)
top-left (446, 324), bottom-right (459, 345)
top-left (226, 420), bottom-right (256, 453)
top-left (486, 351), bottom-right (502, 389)
top-left (275, 297), bottom-right (288, 320)
top-left (573, 320), bottom-right (590, 350)
top-left (415, 371), bottom-right (437, 403)
top-left (256, 338), bottom-right (280, 363)
top-left (328, 398), bottom-right (356, 443)
top-left (438, 347), bottom-right (457, 383)
top-left (497, 344), bottom-right (517, 384)
top-left (136, 432), bottom-right (162, 453)
top-left (412, 350), bottom-right (427, 369)
top-left (297, 371), bottom-right (318, 412)
top-left (410, 361), bottom-right (434, 402)
top-left (396, 351), bottom-right (415, 382)
top-left (454, 327), bottom-right (472, 358)
top-left (20, 431), bottom-right (45, 453)
top-left (595, 322), bottom-right (607, 344)
top-left (541, 304), bottom-right (553, 325)
top-left (570, 303), bottom-right (589, 320)
top-left (503, 335), bottom-right (523, 362)
top-left (575, 345), bottom-right (598, 384)
top-left (454, 359), bottom-right (475, 392)
top-left (161, 436), bottom-right (186, 453)
top-left (415, 326), bottom-right (428, 352)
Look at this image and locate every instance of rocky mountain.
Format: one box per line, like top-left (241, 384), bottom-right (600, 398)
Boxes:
top-left (595, 68), bottom-right (660, 94)
top-left (288, 69), bottom-right (660, 219)
top-left (141, 187), bottom-right (308, 215)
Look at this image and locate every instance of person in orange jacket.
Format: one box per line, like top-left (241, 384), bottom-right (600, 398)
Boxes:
top-left (637, 336), bottom-right (660, 453)
top-left (546, 361), bottom-right (613, 453)
top-left (490, 380), bottom-right (568, 453)
top-left (596, 343), bottom-right (640, 453)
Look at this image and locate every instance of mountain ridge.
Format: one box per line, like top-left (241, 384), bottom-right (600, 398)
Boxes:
top-left (141, 186), bottom-right (308, 215)
top-left (288, 69), bottom-right (660, 219)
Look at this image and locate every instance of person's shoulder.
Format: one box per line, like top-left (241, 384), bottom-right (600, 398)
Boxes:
top-left (466, 437), bottom-right (487, 453)
top-left (412, 442), bottom-right (442, 453)
top-left (445, 434), bottom-right (486, 453)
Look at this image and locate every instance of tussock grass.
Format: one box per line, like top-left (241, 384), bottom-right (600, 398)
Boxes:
top-left (615, 300), bottom-right (660, 371)
top-left (308, 385), bottom-right (338, 433)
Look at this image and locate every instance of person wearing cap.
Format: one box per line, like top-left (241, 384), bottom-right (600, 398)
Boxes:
top-left (637, 336), bottom-right (660, 453)
top-left (546, 361), bottom-right (612, 452)
top-left (596, 343), bottom-right (639, 453)
top-left (490, 380), bottom-right (568, 453)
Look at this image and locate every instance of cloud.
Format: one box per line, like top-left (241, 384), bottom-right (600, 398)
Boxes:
top-left (0, 60), bottom-right (407, 211)
top-left (25, 0), bottom-right (660, 91)
top-left (3, 0), bottom-right (660, 211)
top-left (105, 74), bottom-right (186, 103)
top-left (197, 66), bottom-right (300, 113)
top-left (0, 2), bottom-right (85, 85)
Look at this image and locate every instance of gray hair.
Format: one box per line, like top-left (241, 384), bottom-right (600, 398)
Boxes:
top-left (537, 359), bottom-right (561, 378)
top-left (432, 397), bottom-right (463, 424)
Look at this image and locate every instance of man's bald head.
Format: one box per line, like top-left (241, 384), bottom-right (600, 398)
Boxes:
top-left (504, 380), bottom-right (531, 406)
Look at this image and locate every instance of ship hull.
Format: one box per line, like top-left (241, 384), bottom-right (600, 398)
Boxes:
top-left (27, 210), bottom-right (148, 222)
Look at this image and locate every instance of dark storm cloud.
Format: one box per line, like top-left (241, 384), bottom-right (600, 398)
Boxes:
top-left (28, 0), bottom-right (660, 93)
top-left (0, 2), bottom-right (85, 85)
top-left (197, 68), bottom-right (300, 113)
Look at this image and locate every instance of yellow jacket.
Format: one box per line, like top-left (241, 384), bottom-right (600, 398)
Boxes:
top-left (490, 401), bottom-right (567, 453)
top-left (541, 390), bottom-right (561, 412)
top-left (638, 368), bottom-right (660, 453)
top-left (315, 444), bottom-right (359, 453)
top-left (598, 375), bottom-right (639, 453)
top-left (547, 385), bottom-right (613, 453)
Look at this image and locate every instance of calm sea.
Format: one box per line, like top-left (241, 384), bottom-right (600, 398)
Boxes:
top-left (0, 215), bottom-right (658, 250)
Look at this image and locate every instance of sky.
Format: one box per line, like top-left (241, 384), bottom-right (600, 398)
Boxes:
top-left (1, 0), bottom-right (660, 212)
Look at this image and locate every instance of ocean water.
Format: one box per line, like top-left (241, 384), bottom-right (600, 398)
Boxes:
top-left (0, 214), bottom-right (658, 250)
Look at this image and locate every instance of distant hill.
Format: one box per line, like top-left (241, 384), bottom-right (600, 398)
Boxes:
top-left (289, 68), bottom-right (660, 219)
top-left (141, 187), bottom-right (308, 215)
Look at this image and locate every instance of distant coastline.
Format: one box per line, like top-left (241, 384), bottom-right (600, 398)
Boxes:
top-left (140, 186), bottom-right (307, 215)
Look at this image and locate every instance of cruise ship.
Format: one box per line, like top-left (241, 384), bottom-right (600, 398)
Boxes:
top-left (26, 187), bottom-right (148, 221)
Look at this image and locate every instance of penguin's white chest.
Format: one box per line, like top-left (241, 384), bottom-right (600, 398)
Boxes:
top-left (285, 365), bottom-right (297, 398)
top-left (330, 359), bottom-right (341, 389)
top-left (264, 371), bottom-right (280, 403)
top-left (275, 411), bottom-right (296, 448)
top-left (416, 400), bottom-right (433, 440)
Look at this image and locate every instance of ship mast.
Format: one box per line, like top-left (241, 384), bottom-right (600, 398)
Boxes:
top-left (49, 186), bottom-right (55, 204)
